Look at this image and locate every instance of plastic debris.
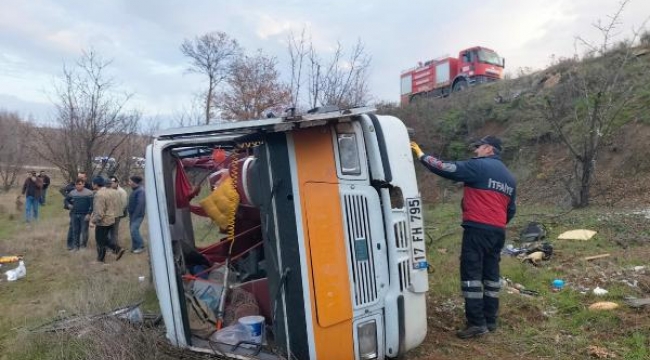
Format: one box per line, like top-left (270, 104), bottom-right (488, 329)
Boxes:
top-left (593, 286), bottom-right (608, 296)
top-left (210, 322), bottom-right (250, 346)
top-left (624, 297), bottom-right (650, 308)
top-left (4, 260), bottom-right (26, 281)
top-left (116, 305), bottom-right (144, 324)
top-left (503, 244), bottom-right (527, 256)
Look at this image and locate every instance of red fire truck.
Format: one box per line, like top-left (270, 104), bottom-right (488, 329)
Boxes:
top-left (400, 46), bottom-right (505, 105)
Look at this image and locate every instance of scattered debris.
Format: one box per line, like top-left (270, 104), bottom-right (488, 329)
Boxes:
top-left (623, 297), bottom-right (650, 308)
top-left (588, 302), bottom-right (619, 311)
top-left (503, 244), bottom-right (527, 256)
top-left (592, 287), bottom-right (608, 296)
top-left (587, 345), bottom-right (618, 358)
top-left (583, 254), bottom-right (610, 261)
top-left (558, 229), bottom-right (597, 241)
top-left (30, 301), bottom-right (161, 334)
top-left (517, 243), bottom-right (553, 266)
top-left (521, 251), bottom-right (546, 266)
top-left (502, 278), bottom-right (540, 297)
top-left (577, 286), bottom-right (591, 295)
top-left (4, 260), bottom-right (26, 281)
top-left (620, 279), bottom-right (638, 288)
top-left (0, 255), bottom-right (23, 264)
top-left (519, 222), bottom-right (548, 242)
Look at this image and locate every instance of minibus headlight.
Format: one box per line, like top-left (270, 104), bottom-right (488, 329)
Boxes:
top-left (357, 320), bottom-right (378, 360)
top-left (337, 133), bottom-right (361, 175)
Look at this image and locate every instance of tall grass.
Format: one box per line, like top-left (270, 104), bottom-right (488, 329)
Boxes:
top-left (0, 186), bottom-right (177, 360)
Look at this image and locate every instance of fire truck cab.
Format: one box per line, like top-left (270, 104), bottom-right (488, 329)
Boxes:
top-left (400, 46), bottom-right (505, 105)
top-left (145, 107), bottom-right (429, 360)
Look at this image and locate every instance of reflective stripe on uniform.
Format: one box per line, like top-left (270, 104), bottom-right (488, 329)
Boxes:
top-left (462, 280), bottom-right (483, 288)
top-left (484, 290), bottom-right (500, 298)
top-left (483, 280), bottom-right (501, 288)
top-left (463, 291), bottom-right (484, 299)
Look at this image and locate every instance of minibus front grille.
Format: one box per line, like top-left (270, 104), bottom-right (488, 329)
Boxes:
top-left (343, 194), bottom-right (379, 307)
top-left (398, 259), bottom-right (412, 292)
top-left (394, 220), bottom-right (408, 249)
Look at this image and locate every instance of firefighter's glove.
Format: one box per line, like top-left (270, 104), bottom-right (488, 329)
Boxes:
top-left (410, 141), bottom-right (424, 159)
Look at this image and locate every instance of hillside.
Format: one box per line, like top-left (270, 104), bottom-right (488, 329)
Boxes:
top-left (381, 44), bottom-right (650, 209)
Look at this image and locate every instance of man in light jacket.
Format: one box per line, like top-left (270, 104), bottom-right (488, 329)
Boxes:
top-left (107, 176), bottom-right (128, 251)
top-left (91, 176), bottom-right (126, 263)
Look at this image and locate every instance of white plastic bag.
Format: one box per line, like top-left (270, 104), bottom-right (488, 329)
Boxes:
top-left (5, 260), bottom-right (26, 281)
top-left (210, 323), bottom-right (249, 345)
top-left (593, 286), bottom-right (608, 296)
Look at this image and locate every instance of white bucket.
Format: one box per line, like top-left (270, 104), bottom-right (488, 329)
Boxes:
top-left (238, 315), bottom-right (265, 344)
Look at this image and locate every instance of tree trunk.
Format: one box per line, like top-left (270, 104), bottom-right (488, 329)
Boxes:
top-left (575, 158), bottom-right (594, 208)
top-left (206, 78), bottom-right (214, 125)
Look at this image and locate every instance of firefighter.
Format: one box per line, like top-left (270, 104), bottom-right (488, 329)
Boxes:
top-left (410, 136), bottom-right (516, 339)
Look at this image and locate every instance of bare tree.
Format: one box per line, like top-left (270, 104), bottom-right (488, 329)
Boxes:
top-left (34, 49), bottom-right (140, 183)
top-left (181, 32), bottom-right (241, 124)
top-left (217, 50), bottom-right (291, 121)
top-left (173, 94), bottom-right (207, 127)
top-left (308, 39), bottom-right (371, 108)
top-left (540, 0), bottom-right (649, 207)
top-left (287, 31), bottom-right (372, 110)
top-left (287, 29), bottom-right (309, 110)
top-left (0, 111), bottom-right (30, 191)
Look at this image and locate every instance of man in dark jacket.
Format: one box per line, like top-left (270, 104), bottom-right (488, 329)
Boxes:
top-left (21, 171), bottom-right (43, 223)
top-left (127, 175), bottom-right (146, 253)
top-left (61, 172), bottom-right (92, 246)
top-left (65, 179), bottom-right (94, 250)
top-left (39, 170), bottom-right (51, 205)
top-left (411, 136), bottom-right (516, 339)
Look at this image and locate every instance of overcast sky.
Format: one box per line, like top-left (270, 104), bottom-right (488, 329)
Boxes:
top-left (1, 0), bottom-right (649, 127)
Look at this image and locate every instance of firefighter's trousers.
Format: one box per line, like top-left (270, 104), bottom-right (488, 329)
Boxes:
top-left (460, 226), bottom-right (505, 327)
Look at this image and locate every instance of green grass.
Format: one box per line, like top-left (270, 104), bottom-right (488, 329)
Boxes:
top-left (0, 188), bottom-right (160, 360)
top-left (411, 200), bottom-right (650, 360)
top-left (2, 185), bottom-right (650, 360)
top-left (622, 332), bottom-right (650, 360)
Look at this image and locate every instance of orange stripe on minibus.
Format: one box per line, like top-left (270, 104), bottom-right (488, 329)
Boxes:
top-left (293, 127), bottom-right (354, 360)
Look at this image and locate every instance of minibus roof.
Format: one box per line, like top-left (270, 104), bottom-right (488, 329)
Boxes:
top-left (154, 107), bottom-right (375, 140)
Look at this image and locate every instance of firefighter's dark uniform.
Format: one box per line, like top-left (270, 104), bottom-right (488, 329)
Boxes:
top-left (418, 152), bottom-right (516, 328)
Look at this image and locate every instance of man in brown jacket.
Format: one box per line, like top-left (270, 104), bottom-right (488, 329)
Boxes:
top-left (107, 176), bottom-right (128, 252)
top-left (90, 176), bottom-right (125, 263)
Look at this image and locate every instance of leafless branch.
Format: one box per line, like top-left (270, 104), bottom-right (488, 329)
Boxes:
top-left (181, 32), bottom-right (241, 124)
